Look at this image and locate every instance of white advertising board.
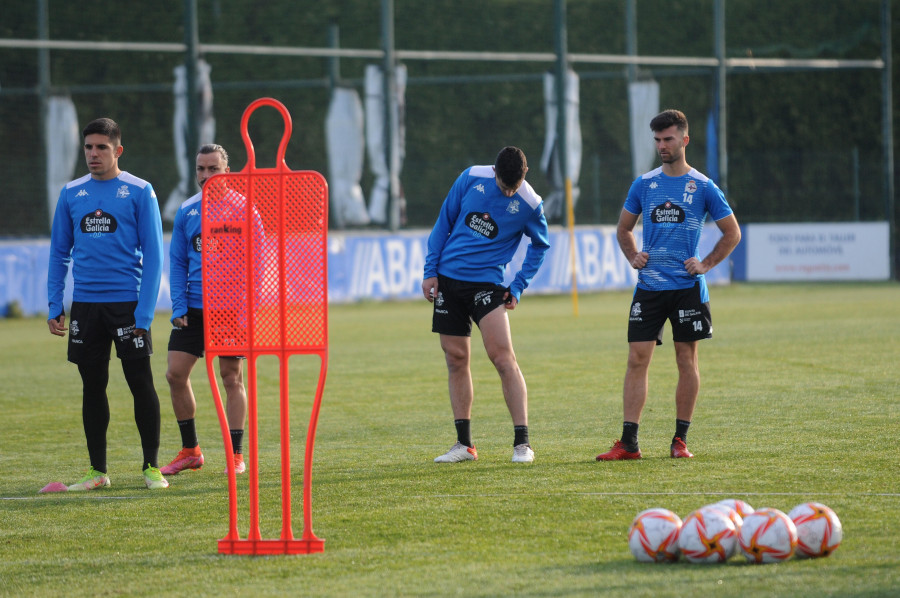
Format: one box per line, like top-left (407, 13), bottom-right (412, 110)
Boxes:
top-left (744, 222), bottom-right (889, 281)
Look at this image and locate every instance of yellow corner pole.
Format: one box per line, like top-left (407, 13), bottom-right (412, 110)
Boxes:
top-left (564, 176), bottom-right (578, 316)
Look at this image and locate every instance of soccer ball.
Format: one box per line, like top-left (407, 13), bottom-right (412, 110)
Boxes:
top-left (716, 498), bottom-right (755, 519)
top-left (703, 503), bottom-right (744, 529)
top-left (677, 507), bottom-right (738, 563)
top-left (738, 507), bottom-right (798, 563)
top-left (701, 504), bottom-right (743, 557)
top-left (788, 502), bottom-right (843, 558)
top-left (628, 508), bottom-right (683, 562)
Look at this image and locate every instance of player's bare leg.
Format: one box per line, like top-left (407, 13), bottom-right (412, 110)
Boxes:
top-left (433, 334), bottom-right (478, 462)
top-left (671, 341), bottom-right (699, 458)
top-left (479, 307), bottom-right (527, 427)
top-left (597, 341), bottom-right (654, 461)
top-left (480, 307), bottom-right (533, 462)
top-left (440, 334), bottom-right (473, 420)
top-left (220, 356), bottom-right (248, 472)
top-left (673, 341), bottom-right (700, 421)
top-left (161, 350), bottom-right (204, 474)
top-left (220, 357), bottom-right (247, 430)
top-left (623, 341), bottom-right (655, 423)
top-left (166, 350), bottom-right (199, 420)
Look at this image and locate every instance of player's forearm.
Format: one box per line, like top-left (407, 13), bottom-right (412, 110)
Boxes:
top-left (617, 230), bottom-right (641, 262)
top-left (701, 228), bottom-right (741, 270)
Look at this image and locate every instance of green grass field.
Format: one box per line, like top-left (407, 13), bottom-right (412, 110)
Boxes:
top-left (1, 282), bottom-right (898, 597)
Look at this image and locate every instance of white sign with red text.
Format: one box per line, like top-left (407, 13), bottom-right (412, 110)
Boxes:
top-left (744, 222), bottom-right (889, 281)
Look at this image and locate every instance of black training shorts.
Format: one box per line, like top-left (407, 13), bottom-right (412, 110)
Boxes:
top-left (67, 301), bottom-right (153, 364)
top-left (627, 282), bottom-right (712, 345)
top-left (168, 307), bottom-right (244, 360)
top-left (431, 275), bottom-right (509, 337)
top-left (168, 307), bottom-right (207, 357)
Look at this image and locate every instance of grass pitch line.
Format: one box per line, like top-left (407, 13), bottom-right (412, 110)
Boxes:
top-left (420, 491), bottom-right (900, 498)
top-left (2, 495), bottom-right (152, 501)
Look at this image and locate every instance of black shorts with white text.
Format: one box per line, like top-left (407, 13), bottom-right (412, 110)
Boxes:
top-left (431, 275), bottom-right (508, 337)
top-left (67, 301), bottom-right (153, 363)
top-left (626, 282), bottom-right (712, 345)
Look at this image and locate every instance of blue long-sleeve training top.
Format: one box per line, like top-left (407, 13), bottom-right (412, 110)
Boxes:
top-left (48, 172), bottom-right (164, 331)
top-left (169, 188), bottom-right (265, 321)
top-left (424, 165), bottom-right (550, 300)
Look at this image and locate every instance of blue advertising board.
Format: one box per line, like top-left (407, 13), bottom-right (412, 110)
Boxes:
top-left (0, 224), bottom-right (729, 317)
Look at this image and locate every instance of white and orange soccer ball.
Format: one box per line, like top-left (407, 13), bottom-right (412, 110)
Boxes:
top-left (788, 502), bottom-right (843, 558)
top-left (628, 508), bottom-right (683, 563)
top-left (738, 507), bottom-right (798, 563)
top-left (700, 504), bottom-right (743, 557)
top-left (716, 498), bottom-right (755, 519)
top-left (677, 507), bottom-right (738, 563)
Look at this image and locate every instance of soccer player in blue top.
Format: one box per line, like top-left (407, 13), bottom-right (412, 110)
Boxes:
top-left (160, 144), bottom-right (249, 477)
top-left (423, 146), bottom-right (550, 464)
top-left (47, 117), bottom-right (168, 489)
top-left (596, 109), bottom-right (741, 461)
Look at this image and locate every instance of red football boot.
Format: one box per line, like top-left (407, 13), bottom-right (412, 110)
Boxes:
top-left (596, 440), bottom-right (642, 461)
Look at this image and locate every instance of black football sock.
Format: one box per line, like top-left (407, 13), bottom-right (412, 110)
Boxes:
top-left (513, 425), bottom-right (530, 447)
top-left (454, 419), bottom-right (473, 448)
top-left (230, 429), bottom-right (244, 455)
top-left (674, 419), bottom-right (691, 444)
top-left (621, 421), bottom-right (640, 451)
top-left (177, 419), bottom-right (199, 449)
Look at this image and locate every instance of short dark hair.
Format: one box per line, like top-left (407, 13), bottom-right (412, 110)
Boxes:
top-left (198, 143), bottom-right (229, 166)
top-left (649, 109), bottom-right (689, 135)
top-left (494, 146), bottom-right (527, 187)
top-left (82, 118), bottom-right (121, 145)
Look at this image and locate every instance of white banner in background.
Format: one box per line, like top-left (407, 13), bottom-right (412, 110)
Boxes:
top-left (540, 69), bottom-right (583, 222)
top-left (628, 79), bottom-right (660, 179)
top-left (744, 222), bottom-right (889, 281)
top-left (326, 86), bottom-right (370, 227)
top-left (45, 96), bottom-right (80, 230)
top-left (163, 60), bottom-right (216, 222)
top-left (364, 63), bottom-right (407, 226)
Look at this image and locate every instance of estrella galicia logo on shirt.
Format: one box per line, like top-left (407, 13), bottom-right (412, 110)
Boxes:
top-left (465, 212), bottom-right (499, 239)
top-left (80, 209), bottom-right (117, 234)
top-left (652, 201), bottom-right (685, 224)
top-left (191, 233), bottom-right (202, 253)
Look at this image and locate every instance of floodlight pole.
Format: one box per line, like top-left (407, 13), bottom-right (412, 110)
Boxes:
top-left (184, 0), bottom-right (200, 186)
top-left (554, 0), bottom-right (568, 225)
top-left (714, 0), bottom-right (728, 196)
top-left (555, 0), bottom-right (578, 316)
top-left (327, 21), bottom-right (341, 88)
top-left (382, 0), bottom-right (400, 231)
top-left (881, 0), bottom-right (895, 279)
top-left (38, 0), bottom-right (50, 228)
top-left (625, 0), bottom-right (637, 84)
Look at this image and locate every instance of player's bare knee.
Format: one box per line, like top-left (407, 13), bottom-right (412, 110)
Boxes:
top-left (165, 368), bottom-right (189, 388)
top-left (490, 353), bottom-right (519, 378)
top-left (674, 352), bottom-right (699, 372)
